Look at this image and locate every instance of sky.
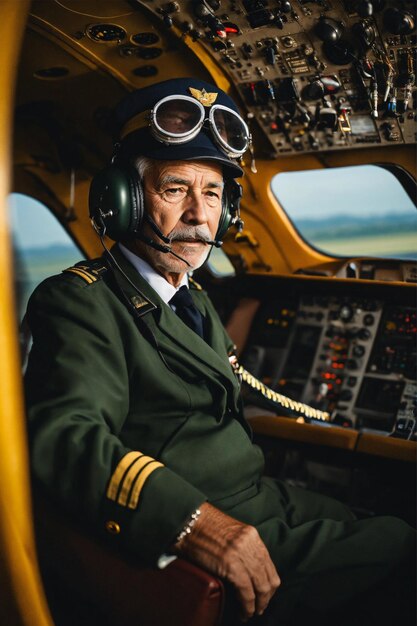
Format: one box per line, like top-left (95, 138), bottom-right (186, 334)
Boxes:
top-left (271, 164), bottom-right (416, 220)
top-left (8, 164), bottom-right (417, 249)
top-left (9, 194), bottom-right (79, 249)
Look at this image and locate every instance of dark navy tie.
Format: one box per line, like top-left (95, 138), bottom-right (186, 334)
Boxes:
top-left (170, 286), bottom-right (205, 338)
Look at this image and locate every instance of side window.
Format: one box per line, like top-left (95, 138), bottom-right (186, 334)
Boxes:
top-left (272, 165), bottom-right (417, 260)
top-left (9, 193), bottom-right (81, 320)
top-left (206, 246), bottom-right (236, 277)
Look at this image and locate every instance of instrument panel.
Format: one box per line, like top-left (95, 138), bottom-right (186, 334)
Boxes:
top-left (231, 277), bottom-right (416, 437)
top-left (135, 0), bottom-right (417, 156)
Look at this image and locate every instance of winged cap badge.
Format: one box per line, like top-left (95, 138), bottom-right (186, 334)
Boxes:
top-left (189, 87), bottom-right (218, 106)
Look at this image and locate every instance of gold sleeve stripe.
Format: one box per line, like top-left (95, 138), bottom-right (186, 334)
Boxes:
top-left (127, 460), bottom-right (164, 510)
top-left (106, 451), bottom-right (144, 502)
top-left (117, 455), bottom-right (156, 506)
top-left (64, 267), bottom-right (96, 284)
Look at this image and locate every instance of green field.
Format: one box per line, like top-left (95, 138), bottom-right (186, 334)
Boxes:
top-left (15, 248), bottom-right (81, 320)
top-left (313, 231), bottom-right (417, 259)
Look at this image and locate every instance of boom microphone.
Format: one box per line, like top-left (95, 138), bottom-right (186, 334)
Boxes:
top-left (139, 213), bottom-right (222, 264)
top-left (137, 233), bottom-right (192, 267)
top-left (137, 213), bottom-right (191, 266)
top-left (143, 213), bottom-right (171, 244)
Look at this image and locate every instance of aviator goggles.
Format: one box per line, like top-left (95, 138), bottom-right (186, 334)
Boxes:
top-left (121, 95), bottom-right (251, 159)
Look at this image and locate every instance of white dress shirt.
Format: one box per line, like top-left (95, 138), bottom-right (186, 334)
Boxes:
top-left (119, 243), bottom-right (189, 303)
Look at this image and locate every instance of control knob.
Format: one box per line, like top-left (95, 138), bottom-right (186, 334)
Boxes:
top-left (357, 1), bottom-right (373, 17)
top-left (323, 40), bottom-right (356, 66)
top-left (315, 16), bottom-right (344, 43)
top-left (339, 304), bottom-right (354, 322)
top-left (352, 20), bottom-right (376, 49)
top-left (278, 1), bottom-right (292, 13)
top-left (383, 8), bottom-right (415, 35)
top-left (358, 327), bottom-right (371, 340)
top-left (165, 1), bottom-right (180, 12)
top-left (339, 389), bottom-right (353, 401)
top-left (346, 359), bottom-right (358, 370)
top-left (352, 345), bottom-right (365, 357)
top-left (363, 314), bottom-right (375, 326)
top-left (369, 1), bottom-right (385, 11)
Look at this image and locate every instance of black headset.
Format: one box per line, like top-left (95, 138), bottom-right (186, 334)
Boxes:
top-left (89, 160), bottom-right (242, 244)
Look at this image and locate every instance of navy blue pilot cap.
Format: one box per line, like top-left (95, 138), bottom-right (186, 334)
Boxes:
top-left (114, 77), bottom-right (244, 178)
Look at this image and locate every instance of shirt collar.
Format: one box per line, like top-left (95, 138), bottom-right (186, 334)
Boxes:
top-left (118, 243), bottom-right (188, 304)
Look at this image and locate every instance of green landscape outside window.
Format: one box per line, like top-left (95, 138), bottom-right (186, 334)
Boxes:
top-left (9, 193), bottom-right (81, 320)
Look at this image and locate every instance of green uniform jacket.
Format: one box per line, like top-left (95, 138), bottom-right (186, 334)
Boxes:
top-left (25, 247), bottom-right (417, 623)
top-left (25, 246), bottom-right (267, 564)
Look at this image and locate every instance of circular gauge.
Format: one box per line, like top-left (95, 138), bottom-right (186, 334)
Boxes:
top-left (34, 66), bottom-right (69, 79)
top-left (135, 47), bottom-right (163, 60)
top-left (86, 24), bottom-right (127, 42)
top-left (131, 32), bottom-right (160, 46)
top-left (133, 65), bottom-right (158, 77)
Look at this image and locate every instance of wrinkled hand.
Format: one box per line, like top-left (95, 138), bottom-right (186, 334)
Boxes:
top-left (173, 502), bottom-right (281, 622)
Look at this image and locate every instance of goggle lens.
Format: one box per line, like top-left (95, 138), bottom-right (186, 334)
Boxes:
top-left (212, 107), bottom-right (248, 153)
top-left (155, 99), bottom-right (203, 137)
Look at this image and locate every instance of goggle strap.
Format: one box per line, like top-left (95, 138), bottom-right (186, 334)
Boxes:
top-left (120, 110), bottom-right (151, 140)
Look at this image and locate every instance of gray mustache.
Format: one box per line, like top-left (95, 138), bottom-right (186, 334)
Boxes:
top-left (168, 225), bottom-right (213, 243)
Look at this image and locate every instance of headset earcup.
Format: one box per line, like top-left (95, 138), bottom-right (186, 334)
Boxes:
top-left (216, 195), bottom-right (232, 241)
top-left (215, 180), bottom-right (240, 241)
top-left (125, 164), bottom-right (143, 235)
top-left (89, 165), bottom-right (144, 240)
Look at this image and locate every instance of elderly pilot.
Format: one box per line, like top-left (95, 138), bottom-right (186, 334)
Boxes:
top-left (25, 78), bottom-right (415, 625)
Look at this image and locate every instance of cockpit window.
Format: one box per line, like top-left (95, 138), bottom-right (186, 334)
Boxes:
top-left (206, 246), bottom-right (236, 277)
top-left (272, 165), bottom-right (417, 260)
top-left (9, 193), bottom-right (81, 320)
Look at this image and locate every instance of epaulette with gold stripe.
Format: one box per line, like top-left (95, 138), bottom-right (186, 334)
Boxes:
top-left (189, 276), bottom-right (203, 290)
top-left (106, 451), bottom-right (164, 510)
top-left (63, 260), bottom-right (108, 285)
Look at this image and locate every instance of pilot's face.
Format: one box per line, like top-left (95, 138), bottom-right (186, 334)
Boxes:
top-left (135, 160), bottom-right (224, 285)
